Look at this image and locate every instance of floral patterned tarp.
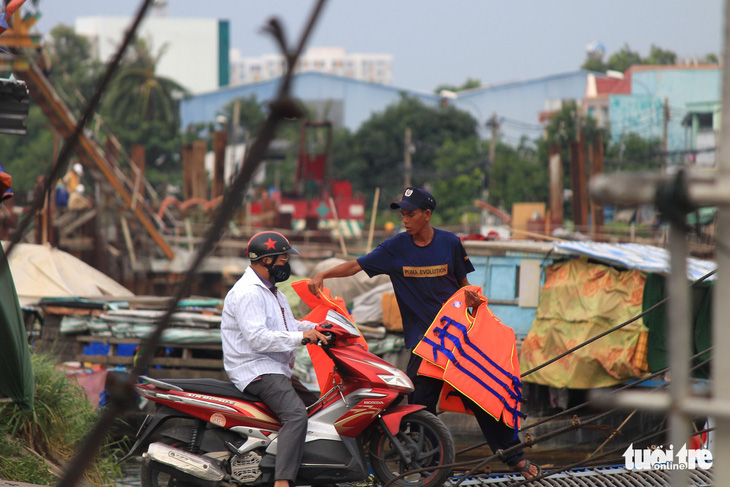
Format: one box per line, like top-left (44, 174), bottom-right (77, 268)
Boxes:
top-left (520, 258), bottom-right (649, 389)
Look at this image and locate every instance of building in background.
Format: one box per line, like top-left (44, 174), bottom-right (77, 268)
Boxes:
top-left (181, 72), bottom-right (436, 133)
top-left (450, 71), bottom-right (592, 143)
top-left (230, 47), bottom-right (393, 86)
top-left (75, 14), bottom-right (230, 94)
top-left (181, 70), bottom-right (592, 142)
top-left (607, 65), bottom-right (720, 169)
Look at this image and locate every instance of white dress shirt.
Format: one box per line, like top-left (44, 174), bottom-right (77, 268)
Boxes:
top-left (221, 266), bottom-right (316, 392)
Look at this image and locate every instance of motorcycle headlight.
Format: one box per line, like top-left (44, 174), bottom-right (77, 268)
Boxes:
top-left (377, 372), bottom-right (414, 392)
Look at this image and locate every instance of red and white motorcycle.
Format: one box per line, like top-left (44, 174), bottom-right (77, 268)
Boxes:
top-left (121, 310), bottom-right (455, 487)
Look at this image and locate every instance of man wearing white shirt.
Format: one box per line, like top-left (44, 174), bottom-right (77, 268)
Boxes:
top-left (221, 231), bottom-right (328, 487)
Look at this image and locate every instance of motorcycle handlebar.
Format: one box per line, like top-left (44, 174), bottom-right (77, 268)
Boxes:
top-left (301, 330), bottom-right (335, 346)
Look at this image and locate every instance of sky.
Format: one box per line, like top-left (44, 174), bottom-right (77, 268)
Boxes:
top-left (33, 0), bottom-right (725, 94)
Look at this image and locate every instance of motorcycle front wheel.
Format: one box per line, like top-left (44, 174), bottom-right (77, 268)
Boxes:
top-left (368, 410), bottom-right (455, 487)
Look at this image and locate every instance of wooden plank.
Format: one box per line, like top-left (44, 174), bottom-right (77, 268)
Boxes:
top-left (20, 61), bottom-right (174, 259)
top-left (74, 335), bottom-right (222, 350)
top-left (120, 216), bottom-right (137, 267)
top-left (58, 236), bottom-right (94, 250)
top-left (212, 130), bottom-right (227, 199)
top-left (191, 140), bottom-right (207, 200)
top-left (42, 306), bottom-right (104, 317)
top-left (59, 209), bottom-right (97, 237)
top-left (78, 354), bottom-right (222, 369)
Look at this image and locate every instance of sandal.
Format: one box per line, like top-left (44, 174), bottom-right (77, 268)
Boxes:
top-left (511, 459), bottom-right (542, 479)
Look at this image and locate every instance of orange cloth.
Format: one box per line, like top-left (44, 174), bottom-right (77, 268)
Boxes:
top-left (413, 286), bottom-right (522, 428)
top-left (0, 170), bottom-right (11, 201)
top-left (291, 279), bottom-right (368, 394)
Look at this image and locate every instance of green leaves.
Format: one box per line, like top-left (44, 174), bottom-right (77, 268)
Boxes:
top-left (345, 94), bottom-right (478, 202)
top-left (0, 353), bottom-right (125, 486)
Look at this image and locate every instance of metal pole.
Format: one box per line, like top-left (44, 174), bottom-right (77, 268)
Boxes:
top-left (667, 221), bottom-right (690, 486)
top-left (366, 187), bottom-right (380, 253)
top-left (404, 128), bottom-right (412, 188)
top-left (712, 1), bottom-right (730, 485)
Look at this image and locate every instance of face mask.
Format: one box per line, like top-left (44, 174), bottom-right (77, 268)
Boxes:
top-left (265, 260), bottom-right (291, 284)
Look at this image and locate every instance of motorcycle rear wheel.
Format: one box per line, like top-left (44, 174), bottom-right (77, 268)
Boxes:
top-left (368, 410), bottom-right (455, 487)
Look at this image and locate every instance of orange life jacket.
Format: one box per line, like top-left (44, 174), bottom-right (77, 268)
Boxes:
top-left (413, 286), bottom-right (523, 429)
top-left (291, 279), bottom-right (368, 394)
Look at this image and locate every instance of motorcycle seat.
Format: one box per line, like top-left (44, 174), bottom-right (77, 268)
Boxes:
top-left (156, 378), bottom-right (261, 402)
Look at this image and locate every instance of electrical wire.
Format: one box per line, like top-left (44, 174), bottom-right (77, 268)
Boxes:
top-left (49, 1), bottom-right (332, 486)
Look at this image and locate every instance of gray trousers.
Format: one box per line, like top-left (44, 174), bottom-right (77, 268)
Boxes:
top-left (245, 374), bottom-right (318, 482)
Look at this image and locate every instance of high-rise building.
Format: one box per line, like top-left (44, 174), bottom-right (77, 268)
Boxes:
top-left (75, 14), bottom-right (230, 94)
top-left (230, 47), bottom-right (393, 86)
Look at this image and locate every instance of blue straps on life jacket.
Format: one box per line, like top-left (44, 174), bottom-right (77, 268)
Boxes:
top-left (440, 317), bottom-right (524, 397)
top-left (434, 325), bottom-right (521, 403)
top-left (421, 334), bottom-right (525, 439)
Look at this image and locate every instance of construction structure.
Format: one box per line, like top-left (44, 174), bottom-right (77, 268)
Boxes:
top-left (0, 10), bottom-right (373, 297)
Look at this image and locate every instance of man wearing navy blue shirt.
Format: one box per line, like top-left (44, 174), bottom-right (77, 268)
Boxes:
top-left (309, 187), bottom-right (540, 479)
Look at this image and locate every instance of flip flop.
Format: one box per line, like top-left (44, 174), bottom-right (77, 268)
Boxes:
top-left (511, 459), bottom-right (542, 479)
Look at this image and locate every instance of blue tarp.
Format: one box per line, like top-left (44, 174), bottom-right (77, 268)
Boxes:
top-left (554, 242), bottom-right (716, 282)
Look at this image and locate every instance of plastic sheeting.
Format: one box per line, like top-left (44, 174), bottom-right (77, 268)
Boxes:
top-left (308, 257), bottom-right (391, 306)
top-left (554, 241), bottom-right (716, 282)
top-left (2, 241), bottom-right (134, 306)
top-left (0, 243), bottom-right (34, 410)
top-left (352, 281), bottom-right (393, 324)
top-left (520, 258), bottom-right (648, 389)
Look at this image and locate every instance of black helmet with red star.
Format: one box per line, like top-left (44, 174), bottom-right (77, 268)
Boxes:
top-left (246, 231), bottom-right (299, 261)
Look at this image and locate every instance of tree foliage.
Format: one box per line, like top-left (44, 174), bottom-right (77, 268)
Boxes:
top-left (604, 132), bottom-right (663, 172)
top-left (344, 94), bottom-right (477, 206)
top-left (433, 77), bottom-right (482, 94)
top-left (103, 39), bottom-right (188, 128)
top-left (44, 24), bottom-right (105, 113)
top-left (429, 138), bottom-right (485, 223)
top-left (216, 94), bottom-right (267, 141)
top-left (490, 139), bottom-right (548, 211)
top-left (644, 45), bottom-right (677, 66)
top-left (581, 43), bottom-right (719, 73)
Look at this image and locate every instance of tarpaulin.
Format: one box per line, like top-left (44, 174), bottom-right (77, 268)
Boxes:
top-left (520, 258), bottom-right (648, 389)
top-left (0, 242), bottom-right (34, 410)
top-left (2, 241), bottom-right (134, 306)
top-left (642, 273), bottom-right (712, 379)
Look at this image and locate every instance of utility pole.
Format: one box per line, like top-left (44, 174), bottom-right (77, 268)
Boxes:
top-left (662, 97), bottom-right (670, 173)
top-left (590, 132), bottom-right (604, 239)
top-left (548, 145), bottom-right (563, 224)
top-left (569, 105), bottom-right (588, 229)
top-left (404, 127), bottom-right (412, 188)
top-left (485, 113), bottom-right (499, 204)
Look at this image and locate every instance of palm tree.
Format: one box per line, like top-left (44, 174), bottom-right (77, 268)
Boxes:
top-left (106, 39), bottom-right (188, 128)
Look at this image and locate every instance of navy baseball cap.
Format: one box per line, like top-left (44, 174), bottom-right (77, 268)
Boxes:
top-left (390, 187), bottom-right (436, 211)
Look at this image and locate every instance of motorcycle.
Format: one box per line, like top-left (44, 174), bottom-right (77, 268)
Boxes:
top-left (120, 309), bottom-right (455, 487)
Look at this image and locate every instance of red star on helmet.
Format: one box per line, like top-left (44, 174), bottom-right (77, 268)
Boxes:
top-left (264, 238), bottom-right (277, 250)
